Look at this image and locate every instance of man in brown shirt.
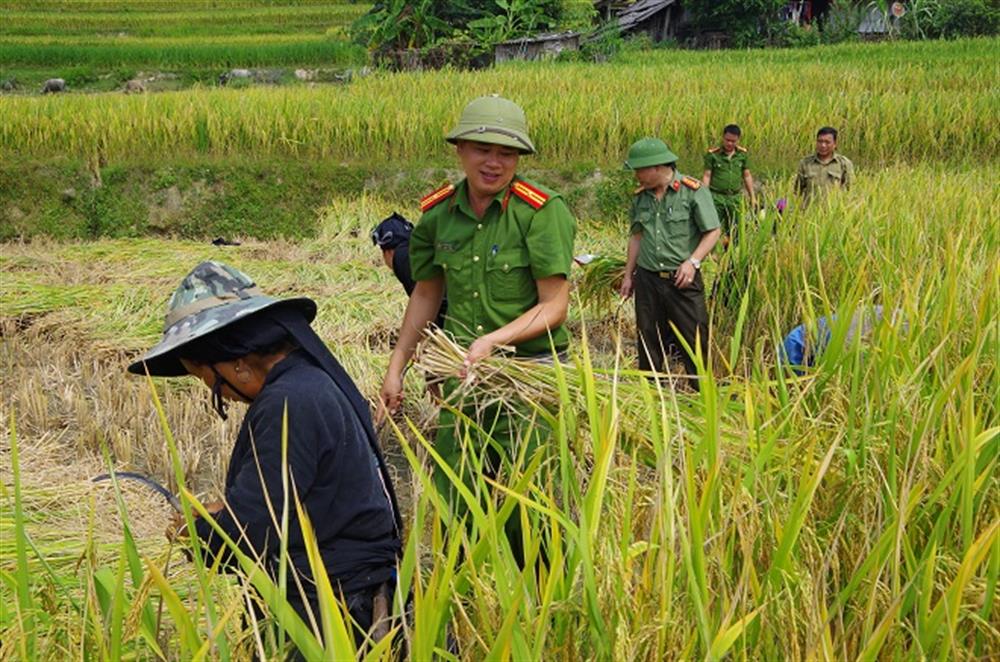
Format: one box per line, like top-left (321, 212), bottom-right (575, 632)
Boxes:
top-left (796, 126), bottom-right (854, 204)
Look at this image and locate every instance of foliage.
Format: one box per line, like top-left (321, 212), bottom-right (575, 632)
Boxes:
top-left (926, 0), bottom-right (999, 37)
top-left (352, 0), bottom-right (563, 54)
top-left (686, 0), bottom-right (787, 46)
top-left (755, 20), bottom-right (822, 47)
top-left (467, 0), bottom-right (558, 49)
top-left (557, 0), bottom-right (596, 31)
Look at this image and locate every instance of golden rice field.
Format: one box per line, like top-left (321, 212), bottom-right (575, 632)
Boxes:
top-left (1, 28), bottom-right (998, 662)
top-left (3, 39), bottom-right (999, 168)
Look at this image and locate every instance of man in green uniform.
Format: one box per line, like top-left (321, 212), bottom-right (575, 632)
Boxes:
top-left (619, 138), bottom-right (720, 387)
top-left (376, 95), bottom-right (576, 559)
top-left (702, 124), bottom-right (756, 237)
top-left (796, 126), bottom-right (854, 204)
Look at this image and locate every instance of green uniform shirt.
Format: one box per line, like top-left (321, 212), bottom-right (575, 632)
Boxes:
top-left (629, 172), bottom-right (720, 272)
top-left (410, 177), bottom-right (576, 356)
top-left (703, 146), bottom-right (750, 195)
top-left (796, 153), bottom-right (854, 199)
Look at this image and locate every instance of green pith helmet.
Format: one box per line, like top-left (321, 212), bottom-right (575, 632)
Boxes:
top-left (624, 137), bottom-right (679, 169)
top-left (127, 261), bottom-right (316, 377)
top-left (445, 94), bottom-right (536, 154)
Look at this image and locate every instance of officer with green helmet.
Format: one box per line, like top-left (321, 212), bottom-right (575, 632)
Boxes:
top-left (376, 95), bottom-right (576, 564)
top-left (620, 137), bottom-right (721, 387)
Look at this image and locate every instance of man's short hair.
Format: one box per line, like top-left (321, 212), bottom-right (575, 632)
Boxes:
top-left (723, 124), bottom-right (741, 137)
top-left (817, 126), bottom-right (838, 140)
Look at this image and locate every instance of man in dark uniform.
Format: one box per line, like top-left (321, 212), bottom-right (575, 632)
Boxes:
top-left (619, 138), bottom-right (721, 388)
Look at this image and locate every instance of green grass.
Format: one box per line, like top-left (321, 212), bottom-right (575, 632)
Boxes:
top-left (0, 34), bottom-right (366, 69)
top-left (0, 5), bottom-right (369, 38)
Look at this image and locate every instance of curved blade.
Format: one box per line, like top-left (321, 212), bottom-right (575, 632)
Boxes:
top-left (91, 471), bottom-right (182, 513)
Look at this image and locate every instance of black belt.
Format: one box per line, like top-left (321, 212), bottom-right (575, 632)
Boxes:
top-left (640, 266), bottom-right (679, 280)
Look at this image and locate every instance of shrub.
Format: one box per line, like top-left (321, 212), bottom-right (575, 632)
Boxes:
top-left (928, 0), bottom-right (999, 38)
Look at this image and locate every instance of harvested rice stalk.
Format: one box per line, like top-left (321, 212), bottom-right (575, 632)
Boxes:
top-left (414, 329), bottom-right (715, 457)
top-left (575, 255), bottom-right (626, 313)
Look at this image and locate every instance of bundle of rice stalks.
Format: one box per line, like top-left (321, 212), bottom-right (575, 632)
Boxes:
top-left (414, 329), bottom-right (726, 459)
top-left (574, 255), bottom-right (626, 313)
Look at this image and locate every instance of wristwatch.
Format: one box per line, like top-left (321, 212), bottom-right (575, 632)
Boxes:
top-left (688, 257), bottom-right (701, 270)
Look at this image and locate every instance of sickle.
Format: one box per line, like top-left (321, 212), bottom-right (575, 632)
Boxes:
top-left (91, 472), bottom-right (182, 513)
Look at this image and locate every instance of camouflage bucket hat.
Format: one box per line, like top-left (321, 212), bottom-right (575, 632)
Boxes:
top-left (127, 261), bottom-right (316, 377)
top-left (445, 95), bottom-right (536, 154)
top-left (624, 137), bottom-right (679, 170)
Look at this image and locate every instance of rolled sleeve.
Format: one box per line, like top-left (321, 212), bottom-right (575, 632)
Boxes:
top-left (409, 213), bottom-right (439, 281)
top-left (526, 197), bottom-right (576, 280)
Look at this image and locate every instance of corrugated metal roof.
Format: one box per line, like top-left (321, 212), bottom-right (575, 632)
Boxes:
top-left (618, 0), bottom-right (678, 30)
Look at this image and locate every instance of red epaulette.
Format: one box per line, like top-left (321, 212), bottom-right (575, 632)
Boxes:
top-left (736, 145), bottom-right (748, 153)
top-left (681, 176), bottom-right (701, 190)
top-left (707, 146), bottom-right (720, 153)
top-left (510, 179), bottom-right (549, 210)
top-left (420, 183), bottom-right (455, 212)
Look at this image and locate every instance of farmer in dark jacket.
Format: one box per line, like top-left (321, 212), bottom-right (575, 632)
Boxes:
top-left (128, 261), bottom-right (402, 650)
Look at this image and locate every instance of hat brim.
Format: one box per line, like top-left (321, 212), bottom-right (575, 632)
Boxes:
top-left (624, 155), bottom-right (679, 170)
top-left (127, 296), bottom-right (317, 377)
top-left (446, 131), bottom-right (535, 155)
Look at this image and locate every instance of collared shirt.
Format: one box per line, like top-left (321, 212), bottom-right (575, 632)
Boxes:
top-left (704, 146), bottom-right (750, 195)
top-left (796, 152), bottom-right (854, 199)
top-left (629, 172), bottom-right (720, 272)
top-left (409, 177), bottom-right (576, 356)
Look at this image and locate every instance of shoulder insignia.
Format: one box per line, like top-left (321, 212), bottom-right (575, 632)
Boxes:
top-left (633, 185), bottom-right (646, 195)
top-left (510, 179), bottom-right (549, 210)
top-left (681, 176), bottom-right (701, 190)
top-left (420, 183), bottom-right (455, 212)
top-left (707, 146), bottom-right (720, 153)
top-left (736, 145), bottom-right (748, 153)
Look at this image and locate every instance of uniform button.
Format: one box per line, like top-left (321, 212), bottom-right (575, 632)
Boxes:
top-left (502, 264), bottom-right (509, 272)
top-left (477, 224), bottom-right (483, 230)
top-left (473, 255), bottom-right (480, 262)
top-left (472, 291), bottom-right (479, 298)
top-left (476, 325), bottom-right (484, 333)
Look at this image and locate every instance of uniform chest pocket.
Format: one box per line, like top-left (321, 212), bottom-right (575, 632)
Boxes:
top-left (487, 248), bottom-right (533, 303)
top-left (826, 166), bottom-right (843, 182)
top-left (635, 210), bottom-right (654, 228)
top-left (665, 203), bottom-right (692, 239)
top-left (433, 252), bottom-right (468, 292)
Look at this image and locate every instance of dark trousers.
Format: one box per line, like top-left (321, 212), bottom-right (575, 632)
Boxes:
top-left (633, 267), bottom-right (709, 385)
